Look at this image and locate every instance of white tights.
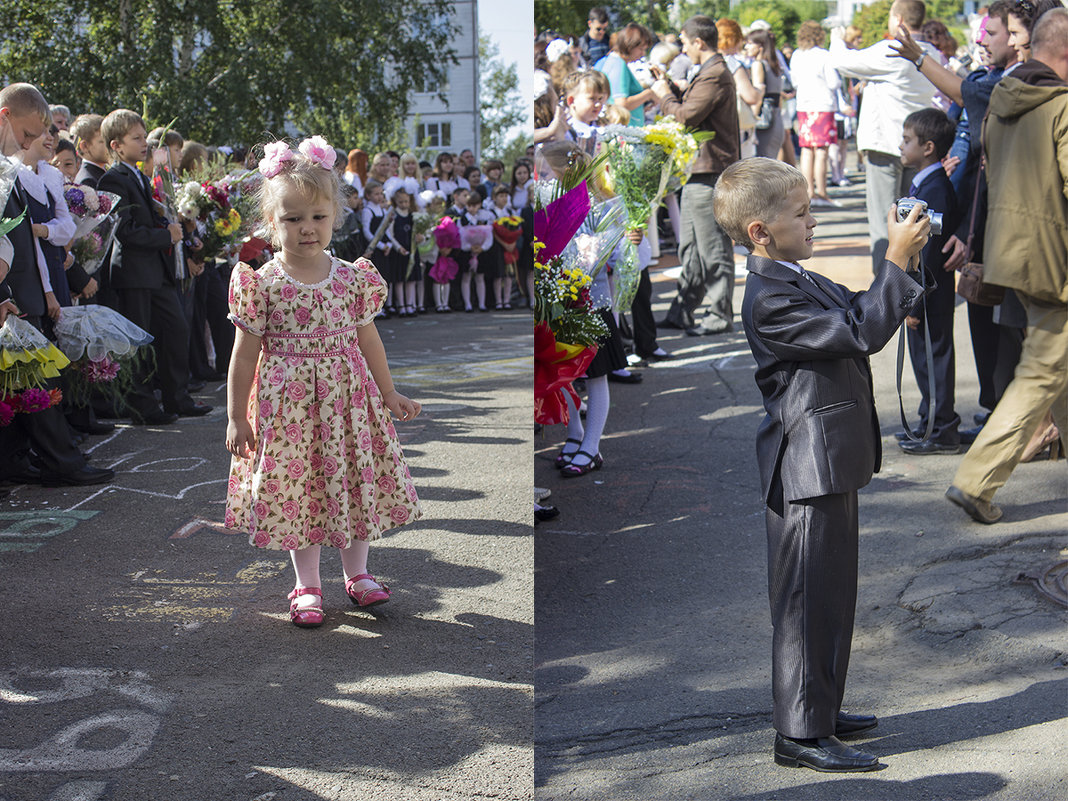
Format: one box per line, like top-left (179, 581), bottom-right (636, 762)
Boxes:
top-left (289, 540), bottom-right (377, 608)
top-left (562, 374), bottom-right (610, 467)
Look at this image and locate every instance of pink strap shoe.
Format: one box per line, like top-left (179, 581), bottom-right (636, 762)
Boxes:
top-left (345, 574), bottom-right (391, 607)
top-left (288, 587), bottom-right (324, 628)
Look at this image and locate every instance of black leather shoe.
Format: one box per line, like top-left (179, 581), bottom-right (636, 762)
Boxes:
top-left (974, 411), bottom-right (990, 426)
top-left (40, 466), bottom-right (115, 487)
top-left (607, 371), bottom-right (642, 384)
top-left (946, 485), bottom-right (1003, 524)
top-left (637, 349), bottom-right (673, 361)
top-left (899, 439), bottom-right (960, 455)
top-left (835, 711), bottom-right (878, 738)
top-left (656, 318), bottom-right (686, 330)
top-left (773, 733), bottom-right (880, 772)
top-left (176, 402), bottom-right (213, 417)
top-left (132, 410), bottom-right (179, 425)
top-left (894, 428), bottom-right (923, 441)
top-left (959, 425), bottom-right (983, 444)
top-left (6, 465), bottom-right (42, 485)
top-left (71, 420), bottom-right (116, 435)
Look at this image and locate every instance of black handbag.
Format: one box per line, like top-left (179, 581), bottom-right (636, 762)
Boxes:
top-left (754, 93), bottom-right (780, 130)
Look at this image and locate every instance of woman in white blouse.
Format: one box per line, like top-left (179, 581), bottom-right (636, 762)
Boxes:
top-left (790, 21), bottom-right (843, 207)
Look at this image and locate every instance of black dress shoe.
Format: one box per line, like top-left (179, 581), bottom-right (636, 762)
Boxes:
top-left (176, 402), bottom-right (213, 417)
top-left (773, 733), bottom-right (880, 772)
top-left (187, 380), bottom-right (206, 392)
top-left (656, 318), bottom-right (686, 330)
top-left (132, 410), bottom-right (179, 425)
top-left (959, 425), bottom-right (983, 444)
top-left (894, 428), bottom-right (923, 441)
top-left (6, 465), bottom-right (42, 485)
top-left (71, 420), bottom-right (116, 435)
top-left (607, 371), bottom-right (642, 384)
top-left (40, 465), bottom-right (115, 487)
top-left (836, 711), bottom-right (878, 738)
top-left (899, 439), bottom-right (961, 455)
top-left (974, 411), bottom-right (990, 426)
top-left (637, 349), bottom-right (673, 361)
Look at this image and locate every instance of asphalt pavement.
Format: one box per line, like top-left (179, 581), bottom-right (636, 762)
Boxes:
top-left (534, 173), bottom-right (1067, 800)
top-left (1, 307), bottom-right (533, 801)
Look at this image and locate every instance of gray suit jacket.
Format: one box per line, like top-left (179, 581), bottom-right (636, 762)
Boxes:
top-left (740, 255), bottom-right (925, 514)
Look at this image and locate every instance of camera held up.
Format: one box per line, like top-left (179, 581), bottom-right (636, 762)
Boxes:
top-left (896, 197), bottom-right (943, 236)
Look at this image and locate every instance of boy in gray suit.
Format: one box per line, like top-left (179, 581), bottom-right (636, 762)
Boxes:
top-left (714, 158), bottom-right (931, 772)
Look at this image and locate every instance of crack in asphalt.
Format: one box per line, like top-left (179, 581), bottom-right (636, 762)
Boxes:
top-left (538, 710), bottom-right (766, 757)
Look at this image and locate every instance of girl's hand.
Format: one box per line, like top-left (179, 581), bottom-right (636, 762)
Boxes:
top-left (31, 223), bottom-right (48, 239)
top-left (45, 291), bottom-right (60, 320)
top-left (383, 390), bottom-right (421, 421)
top-left (625, 229), bottom-right (644, 245)
top-left (63, 251), bottom-right (74, 269)
top-left (226, 418), bottom-right (257, 459)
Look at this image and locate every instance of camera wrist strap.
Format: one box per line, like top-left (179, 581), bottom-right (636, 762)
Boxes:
top-left (896, 252), bottom-right (936, 442)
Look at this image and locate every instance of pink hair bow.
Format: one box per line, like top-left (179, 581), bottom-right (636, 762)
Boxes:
top-left (299, 136), bottom-right (336, 171)
top-left (259, 141), bottom-right (294, 178)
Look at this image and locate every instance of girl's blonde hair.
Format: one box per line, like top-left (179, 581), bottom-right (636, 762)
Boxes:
top-left (255, 141), bottom-right (345, 248)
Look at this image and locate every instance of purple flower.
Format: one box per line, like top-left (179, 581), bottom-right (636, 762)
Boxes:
top-left (0, 400), bottom-right (13, 426)
top-left (18, 388), bottom-right (52, 412)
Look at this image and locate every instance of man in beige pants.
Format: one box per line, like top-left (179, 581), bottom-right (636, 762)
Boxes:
top-left (946, 8), bottom-right (1068, 524)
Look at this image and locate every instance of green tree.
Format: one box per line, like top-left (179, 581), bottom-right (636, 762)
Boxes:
top-left (0, 0), bottom-right (458, 151)
top-left (535, 0), bottom-right (600, 38)
top-left (479, 33), bottom-right (526, 162)
top-left (852, 0), bottom-right (965, 48)
top-left (727, 0), bottom-right (833, 46)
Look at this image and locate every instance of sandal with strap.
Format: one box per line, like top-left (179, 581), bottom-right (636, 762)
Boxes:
top-left (346, 573), bottom-right (391, 607)
top-left (560, 451), bottom-right (603, 478)
top-left (554, 438), bottom-right (583, 469)
top-left (288, 587), bottom-right (324, 628)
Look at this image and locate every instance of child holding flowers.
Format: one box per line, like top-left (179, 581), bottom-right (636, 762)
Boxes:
top-left (225, 137), bottom-right (422, 629)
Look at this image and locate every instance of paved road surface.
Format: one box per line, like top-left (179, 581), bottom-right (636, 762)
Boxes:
top-left (1, 308), bottom-right (533, 801)
top-left (535, 176), bottom-right (1067, 801)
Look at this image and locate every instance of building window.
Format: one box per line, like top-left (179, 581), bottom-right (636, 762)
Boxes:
top-left (416, 122), bottom-right (452, 148)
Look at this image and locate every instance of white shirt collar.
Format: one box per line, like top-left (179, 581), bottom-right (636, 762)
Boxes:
top-left (775, 259), bottom-right (803, 274)
top-left (909, 162), bottom-right (942, 192)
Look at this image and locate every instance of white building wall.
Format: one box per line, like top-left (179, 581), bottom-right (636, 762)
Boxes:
top-left (406, 0), bottom-right (480, 158)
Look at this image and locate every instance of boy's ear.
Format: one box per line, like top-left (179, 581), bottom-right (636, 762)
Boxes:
top-left (747, 219), bottom-right (770, 247)
top-left (922, 139), bottom-right (936, 158)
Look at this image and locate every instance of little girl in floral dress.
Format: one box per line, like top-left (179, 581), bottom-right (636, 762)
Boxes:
top-left (225, 137), bottom-right (422, 628)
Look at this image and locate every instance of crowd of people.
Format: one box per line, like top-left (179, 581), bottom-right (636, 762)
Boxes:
top-left (0, 82), bottom-right (536, 491)
top-left (533, 0), bottom-right (1067, 773)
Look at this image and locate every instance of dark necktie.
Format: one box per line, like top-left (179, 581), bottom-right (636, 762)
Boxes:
top-left (798, 266), bottom-right (820, 288)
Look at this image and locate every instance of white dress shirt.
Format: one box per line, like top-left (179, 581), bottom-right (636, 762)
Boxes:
top-left (832, 38), bottom-right (939, 156)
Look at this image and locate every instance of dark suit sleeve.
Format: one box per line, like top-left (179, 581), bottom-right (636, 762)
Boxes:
top-left (65, 260), bottom-right (91, 294)
top-left (751, 262), bottom-right (923, 362)
top-left (98, 171), bottom-right (172, 252)
top-left (917, 175), bottom-right (958, 273)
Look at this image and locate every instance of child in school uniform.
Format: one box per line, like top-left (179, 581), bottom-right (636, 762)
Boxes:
top-left (386, 187), bottom-right (416, 316)
top-left (896, 108), bottom-right (962, 455)
top-left (715, 157), bottom-right (931, 773)
top-left (458, 191), bottom-right (496, 312)
top-left (361, 179), bottom-right (392, 316)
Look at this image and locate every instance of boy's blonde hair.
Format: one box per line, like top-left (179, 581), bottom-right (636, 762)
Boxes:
top-left (713, 157), bottom-right (807, 250)
top-left (69, 113), bottom-right (104, 154)
top-left (255, 142), bottom-right (345, 248)
top-left (0, 83), bottom-right (49, 121)
top-left (100, 109), bottom-right (145, 159)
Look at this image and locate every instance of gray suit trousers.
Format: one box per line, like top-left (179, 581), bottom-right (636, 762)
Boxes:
top-left (766, 491), bottom-right (858, 739)
top-left (864, 150), bottom-right (916, 274)
top-left (664, 181), bottom-right (735, 330)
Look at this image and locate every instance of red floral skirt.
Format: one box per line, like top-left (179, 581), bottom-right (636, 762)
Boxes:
top-left (797, 111), bottom-right (837, 148)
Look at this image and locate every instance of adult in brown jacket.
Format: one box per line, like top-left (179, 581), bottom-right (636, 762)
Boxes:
top-left (947, 7), bottom-right (1068, 524)
top-left (651, 15), bottom-right (741, 335)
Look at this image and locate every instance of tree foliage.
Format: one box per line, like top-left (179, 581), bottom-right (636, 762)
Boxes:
top-left (852, 0), bottom-right (966, 48)
top-left (0, 0), bottom-right (458, 151)
top-left (479, 33), bottom-right (526, 164)
top-left (724, 0), bottom-right (834, 46)
top-left (535, 0), bottom-right (601, 37)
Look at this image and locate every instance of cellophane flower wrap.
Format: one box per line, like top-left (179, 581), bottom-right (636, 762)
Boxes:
top-left (492, 215), bottom-right (523, 276)
top-left (533, 181), bottom-right (606, 425)
top-left (52, 305), bottom-right (155, 408)
top-left (0, 316), bottom-right (69, 425)
top-left (64, 183), bottom-right (121, 276)
top-left (429, 216), bottom-right (461, 284)
top-left (600, 116), bottom-right (703, 310)
top-left (408, 211), bottom-right (437, 279)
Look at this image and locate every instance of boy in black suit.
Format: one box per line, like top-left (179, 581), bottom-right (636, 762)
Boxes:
top-left (897, 108), bottom-right (962, 453)
top-left (98, 109), bottom-right (210, 423)
top-left (715, 158), bottom-right (931, 772)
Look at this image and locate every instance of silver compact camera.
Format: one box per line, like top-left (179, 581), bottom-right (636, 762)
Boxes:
top-left (897, 197), bottom-right (943, 235)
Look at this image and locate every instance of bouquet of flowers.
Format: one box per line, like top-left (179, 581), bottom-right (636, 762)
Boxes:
top-left (492, 215), bottom-right (523, 275)
top-left (408, 210), bottom-right (437, 279)
top-left (146, 145), bottom-right (187, 280)
top-left (176, 179), bottom-right (244, 262)
top-left (459, 224), bottom-right (493, 272)
top-left (63, 183), bottom-right (121, 275)
top-left (52, 305), bottom-right (154, 408)
top-left (533, 181), bottom-right (607, 425)
top-left (428, 216), bottom-right (461, 284)
top-left (600, 115), bottom-right (706, 309)
top-left (0, 316), bottom-right (69, 426)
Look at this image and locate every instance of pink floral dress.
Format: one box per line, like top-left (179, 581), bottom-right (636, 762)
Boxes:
top-left (225, 256), bottom-right (421, 550)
